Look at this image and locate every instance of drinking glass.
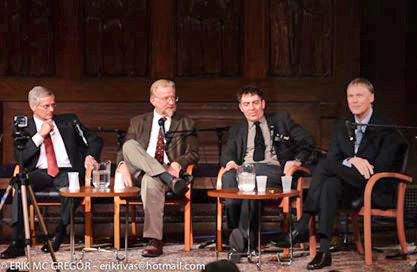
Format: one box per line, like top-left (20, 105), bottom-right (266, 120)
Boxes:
top-left (93, 161), bottom-right (111, 190)
top-left (237, 163), bottom-right (256, 192)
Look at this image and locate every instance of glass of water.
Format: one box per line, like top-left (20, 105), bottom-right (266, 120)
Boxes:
top-left (237, 163), bottom-right (256, 192)
top-left (93, 161), bottom-right (111, 190)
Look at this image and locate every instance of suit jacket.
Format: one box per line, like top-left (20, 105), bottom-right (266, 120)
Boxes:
top-left (328, 110), bottom-right (404, 204)
top-left (15, 114), bottom-right (103, 175)
top-left (221, 112), bottom-right (315, 167)
top-left (121, 112), bottom-right (199, 169)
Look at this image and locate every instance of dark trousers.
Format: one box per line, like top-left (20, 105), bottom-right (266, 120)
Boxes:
top-left (302, 158), bottom-right (365, 239)
top-left (11, 168), bottom-right (80, 242)
top-left (222, 163), bottom-right (283, 240)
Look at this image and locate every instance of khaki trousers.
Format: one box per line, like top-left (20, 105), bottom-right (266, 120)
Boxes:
top-left (122, 139), bottom-right (168, 240)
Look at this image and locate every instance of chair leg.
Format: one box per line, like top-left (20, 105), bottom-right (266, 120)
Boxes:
top-left (184, 199), bottom-right (192, 252)
top-left (29, 204), bottom-right (36, 245)
top-left (217, 199), bottom-right (223, 252)
top-left (309, 216), bottom-right (317, 258)
top-left (364, 213), bottom-right (373, 265)
top-left (351, 213), bottom-right (364, 255)
top-left (84, 197), bottom-right (93, 248)
top-left (396, 211), bottom-right (408, 256)
top-left (114, 197), bottom-right (121, 250)
top-left (130, 205), bottom-right (138, 240)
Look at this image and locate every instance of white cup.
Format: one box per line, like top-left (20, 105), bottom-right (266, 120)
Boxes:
top-left (114, 172), bottom-right (125, 192)
top-left (256, 176), bottom-right (267, 193)
top-left (282, 176), bottom-right (292, 193)
top-left (68, 172), bottom-right (80, 192)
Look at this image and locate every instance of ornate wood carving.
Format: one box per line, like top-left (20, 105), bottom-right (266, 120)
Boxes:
top-left (83, 0), bottom-right (148, 77)
top-left (177, 0), bottom-right (242, 77)
top-left (269, 0), bottom-right (333, 76)
top-left (0, 0), bottom-right (54, 76)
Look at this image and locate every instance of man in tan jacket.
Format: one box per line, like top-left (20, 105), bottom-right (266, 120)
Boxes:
top-left (118, 79), bottom-right (199, 257)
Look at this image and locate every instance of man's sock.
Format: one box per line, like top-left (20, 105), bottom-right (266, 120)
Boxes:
top-left (319, 237), bottom-right (330, 253)
top-left (295, 213), bottom-right (311, 233)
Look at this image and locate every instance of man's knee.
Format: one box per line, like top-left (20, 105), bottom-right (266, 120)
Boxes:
top-left (122, 139), bottom-right (139, 157)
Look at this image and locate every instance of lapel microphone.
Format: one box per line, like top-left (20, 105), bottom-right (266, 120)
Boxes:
top-left (345, 120), bottom-right (356, 142)
top-left (73, 120), bottom-right (88, 146)
top-left (158, 118), bottom-right (169, 145)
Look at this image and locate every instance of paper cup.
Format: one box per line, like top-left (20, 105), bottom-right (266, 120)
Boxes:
top-left (256, 176), bottom-right (267, 193)
top-left (114, 172), bottom-right (125, 191)
top-left (68, 172), bottom-right (80, 192)
top-left (281, 176), bottom-right (292, 193)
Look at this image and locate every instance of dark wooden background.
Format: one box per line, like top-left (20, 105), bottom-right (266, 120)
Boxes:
top-left (0, 0), bottom-right (415, 177)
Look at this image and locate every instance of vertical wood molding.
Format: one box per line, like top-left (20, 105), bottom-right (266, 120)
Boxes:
top-left (55, 0), bottom-right (83, 80)
top-left (150, 0), bottom-right (176, 79)
top-left (243, 0), bottom-right (267, 80)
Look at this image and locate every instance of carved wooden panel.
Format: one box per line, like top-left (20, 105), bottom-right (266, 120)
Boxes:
top-left (177, 0), bottom-right (242, 77)
top-left (269, 0), bottom-right (333, 76)
top-left (83, 0), bottom-right (148, 77)
top-left (0, 0), bottom-right (55, 76)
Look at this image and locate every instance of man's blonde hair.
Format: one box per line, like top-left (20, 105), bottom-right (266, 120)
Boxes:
top-left (28, 86), bottom-right (55, 106)
top-left (150, 79), bottom-right (175, 96)
top-left (347, 78), bottom-right (375, 94)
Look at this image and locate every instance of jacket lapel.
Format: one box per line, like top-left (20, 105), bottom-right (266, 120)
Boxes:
top-left (241, 119), bottom-right (248, 160)
top-left (142, 112), bottom-right (153, 148)
top-left (356, 111), bottom-right (376, 155)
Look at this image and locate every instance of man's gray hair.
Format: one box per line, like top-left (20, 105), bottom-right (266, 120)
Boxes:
top-left (28, 86), bottom-right (55, 106)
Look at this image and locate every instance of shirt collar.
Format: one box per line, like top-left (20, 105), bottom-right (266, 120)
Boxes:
top-left (354, 107), bottom-right (373, 132)
top-left (248, 116), bottom-right (266, 128)
top-left (153, 110), bottom-right (171, 122)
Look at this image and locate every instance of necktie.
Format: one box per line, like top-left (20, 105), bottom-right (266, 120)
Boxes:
top-left (253, 121), bottom-right (265, 161)
top-left (354, 126), bottom-right (364, 154)
top-left (44, 135), bottom-right (59, 177)
top-left (155, 118), bottom-right (166, 164)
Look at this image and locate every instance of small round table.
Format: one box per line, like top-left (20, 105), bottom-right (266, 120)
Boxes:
top-left (207, 188), bottom-right (299, 270)
top-left (59, 186), bottom-right (139, 262)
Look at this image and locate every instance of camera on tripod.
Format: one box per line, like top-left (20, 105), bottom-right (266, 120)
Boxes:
top-left (13, 115), bottom-right (30, 149)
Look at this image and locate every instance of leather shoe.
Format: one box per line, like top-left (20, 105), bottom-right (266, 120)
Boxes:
top-left (142, 239), bottom-right (163, 257)
top-left (170, 178), bottom-right (189, 196)
top-left (0, 242), bottom-right (25, 259)
top-left (179, 169), bottom-right (193, 185)
top-left (276, 230), bottom-right (308, 248)
top-left (307, 251), bottom-right (332, 270)
top-left (41, 232), bottom-right (65, 253)
top-left (351, 197), bottom-right (364, 211)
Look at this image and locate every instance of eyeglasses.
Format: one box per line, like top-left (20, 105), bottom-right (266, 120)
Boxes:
top-left (155, 96), bottom-right (179, 103)
top-left (39, 104), bottom-right (57, 110)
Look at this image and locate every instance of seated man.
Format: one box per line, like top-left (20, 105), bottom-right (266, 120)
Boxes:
top-left (118, 79), bottom-right (199, 257)
top-left (0, 86), bottom-right (102, 259)
top-left (221, 86), bottom-right (314, 259)
top-left (278, 78), bottom-right (404, 270)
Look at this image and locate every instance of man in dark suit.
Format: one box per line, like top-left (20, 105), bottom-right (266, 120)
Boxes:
top-left (221, 86), bottom-right (314, 258)
top-left (0, 86), bottom-right (102, 259)
top-left (118, 79), bottom-right (199, 257)
top-left (278, 78), bottom-right (404, 270)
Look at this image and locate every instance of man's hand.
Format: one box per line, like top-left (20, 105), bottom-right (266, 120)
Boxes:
top-left (84, 155), bottom-right (99, 170)
top-left (39, 120), bottom-right (54, 138)
top-left (118, 162), bottom-right (133, 187)
top-left (348, 157), bottom-right (374, 179)
top-left (283, 160), bottom-right (302, 175)
top-left (224, 161), bottom-right (239, 172)
top-left (167, 162), bottom-right (181, 178)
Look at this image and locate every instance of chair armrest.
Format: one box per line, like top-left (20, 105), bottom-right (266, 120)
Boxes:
top-left (186, 164), bottom-right (195, 175)
top-left (85, 165), bottom-right (93, 187)
top-left (285, 166), bottom-right (311, 192)
top-left (216, 167), bottom-right (226, 190)
top-left (363, 172), bottom-right (412, 213)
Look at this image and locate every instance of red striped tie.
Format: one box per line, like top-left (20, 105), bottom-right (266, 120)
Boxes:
top-left (44, 135), bottom-right (59, 177)
top-left (155, 128), bottom-right (164, 164)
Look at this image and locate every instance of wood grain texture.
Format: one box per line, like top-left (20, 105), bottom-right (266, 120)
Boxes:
top-left (176, 0), bottom-right (242, 77)
top-left (83, 0), bottom-right (148, 77)
top-left (0, 0), bottom-right (55, 76)
top-left (269, 0), bottom-right (333, 76)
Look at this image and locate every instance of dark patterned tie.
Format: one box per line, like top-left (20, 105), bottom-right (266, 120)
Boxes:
top-left (253, 121), bottom-right (265, 161)
top-left (154, 118), bottom-right (166, 164)
top-left (44, 135), bottom-right (59, 177)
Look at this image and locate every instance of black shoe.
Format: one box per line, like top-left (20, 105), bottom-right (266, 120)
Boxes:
top-left (0, 242), bottom-right (25, 259)
top-left (228, 248), bottom-right (242, 263)
top-left (307, 251), bottom-right (332, 270)
top-left (179, 169), bottom-right (193, 185)
top-left (351, 197), bottom-right (364, 211)
top-left (159, 172), bottom-right (189, 196)
top-left (41, 231), bottom-right (65, 253)
top-left (276, 230), bottom-right (308, 248)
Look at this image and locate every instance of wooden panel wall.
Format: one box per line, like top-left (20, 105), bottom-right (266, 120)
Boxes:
top-left (0, 0), bottom-right (361, 164)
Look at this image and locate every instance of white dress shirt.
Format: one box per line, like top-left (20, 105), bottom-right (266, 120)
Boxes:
top-left (146, 110), bottom-right (171, 164)
top-left (32, 116), bottom-right (72, 169)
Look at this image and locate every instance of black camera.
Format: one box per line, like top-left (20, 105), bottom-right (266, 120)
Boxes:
top-left (14, 116), bottom-right (28, 128)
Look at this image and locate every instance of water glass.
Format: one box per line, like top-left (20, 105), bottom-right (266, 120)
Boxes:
top-left (237, 163), bottom-right (256, 192)
top-left (68, 172), bottom-right (80, 192)
top-left (282, 176), bottom-right (292, 193)
top-left (93, 161), bottom-right (111, 190)
top-left (256, 176), bottom-right (267, 193)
